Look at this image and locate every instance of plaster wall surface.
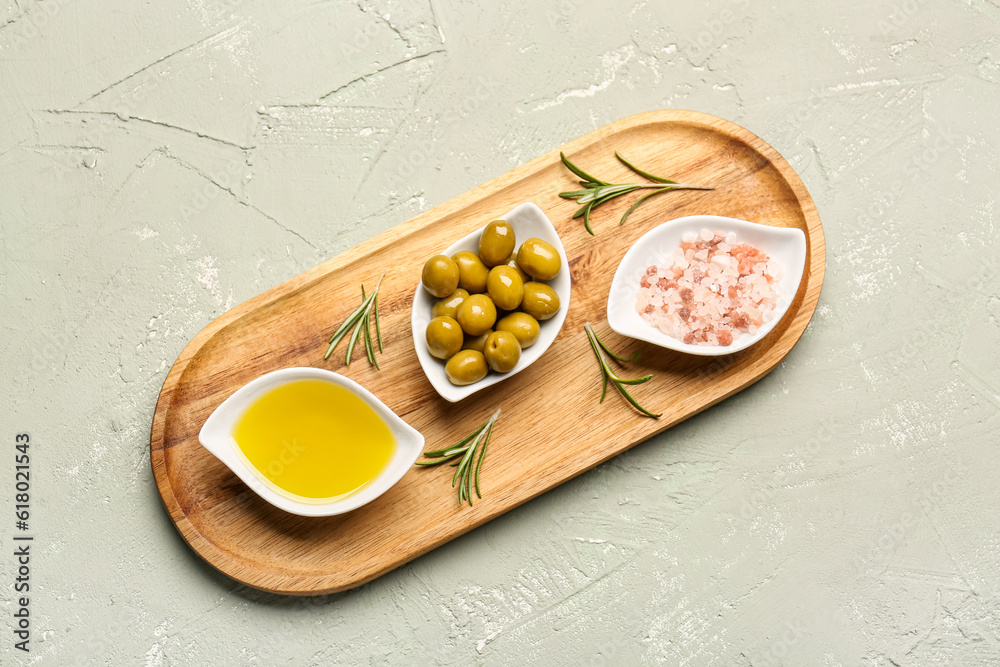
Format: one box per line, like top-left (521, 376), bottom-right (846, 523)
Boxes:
top-left (1, 0), bottom-right (998, 664)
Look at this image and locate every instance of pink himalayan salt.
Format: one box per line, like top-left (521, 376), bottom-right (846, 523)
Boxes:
top-left (635, 230), bottom-right (781, 346)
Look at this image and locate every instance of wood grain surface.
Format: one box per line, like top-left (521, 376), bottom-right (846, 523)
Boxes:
top-left (149, 110), bottom-right (826, 595)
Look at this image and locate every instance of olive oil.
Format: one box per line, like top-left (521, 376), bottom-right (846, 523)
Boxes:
top-left (231, 380), bottom-right (395, 502)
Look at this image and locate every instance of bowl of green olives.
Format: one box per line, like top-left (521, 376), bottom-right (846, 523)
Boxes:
top-left (411, 202), bottom-right (571, 402)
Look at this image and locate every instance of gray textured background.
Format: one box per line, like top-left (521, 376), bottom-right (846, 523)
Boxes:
top-left (2, 0), bottom-right (999, 664)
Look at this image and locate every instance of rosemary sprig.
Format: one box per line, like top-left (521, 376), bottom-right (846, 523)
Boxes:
top-left (324, 272), bottom-right (385, 367)
top-left (416, 408), bottom-right (501, 506)
top-left (584, 323), bottom-right (660, 418)
top-left (559, 151), bottom-right (714, 235)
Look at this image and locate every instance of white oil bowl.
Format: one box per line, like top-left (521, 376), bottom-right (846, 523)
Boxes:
top-left (411, 202), bottom-right (571, 402)
top-left (198, 367), bottom-right (424, 517)
top-left (607, 215), bottom-right (806, 357)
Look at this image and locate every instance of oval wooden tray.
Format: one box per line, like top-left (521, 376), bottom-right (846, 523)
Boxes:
top-left (150, 110), bottom-right (825, 595)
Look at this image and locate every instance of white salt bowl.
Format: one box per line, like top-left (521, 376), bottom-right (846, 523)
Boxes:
top-left (411, 203), bottom-right (571, 402)
top-left (607, 215), bottom-right (807, 357)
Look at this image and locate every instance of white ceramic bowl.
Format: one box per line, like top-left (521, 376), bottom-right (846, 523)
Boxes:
top-left (607, 215), bottom-right (806, 356)
top-left (411, 202), bottom-right (571, 402)
top-left (198, 367), bottom-right (424, 517)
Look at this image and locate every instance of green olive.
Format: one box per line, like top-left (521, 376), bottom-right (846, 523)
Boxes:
top-left (455, 294), bottom-right (497, 336)
top-left (483, 331), bottom-right (521, 373)
top-left (505, 252), bottom-right (530, 283)
top-left (425, 316), bottom-right (464, 360)
top-left (445, 350), bottom-right (488, 386)
top-left (452, 250), bottom-right (489, 293)
top-left (478, 220), bottom-right (516, 267)
top-left (496, 312), bottom-right (540, 349)
top-left (431, 289), bottom-right (469, 320)
top-left (462, 329), bottom-right (492, 353)
top-left (486, 265), bottom-right (524, 311)
top-left (517, 238), bottom-right (561, 280)
top-left (422, 254), bottom-right (460, 298)
top-left (521, 282), bottom-right (560, 321)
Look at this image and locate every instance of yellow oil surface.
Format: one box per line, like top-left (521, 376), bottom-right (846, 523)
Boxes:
top-left (231, 379), bottom-right (395, 502)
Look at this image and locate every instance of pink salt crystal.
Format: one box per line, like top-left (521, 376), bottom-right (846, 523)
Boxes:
top-left (711, 254), bottom-right (730, 269)
top-left (635, 232), bottom-right (782, 346)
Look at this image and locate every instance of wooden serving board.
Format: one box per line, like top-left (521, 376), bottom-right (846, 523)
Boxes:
top-left (150, 110), bottom-right (825, 595)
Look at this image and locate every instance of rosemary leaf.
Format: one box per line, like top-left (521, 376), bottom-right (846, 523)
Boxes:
top-left (323, 272), bottom-right (386, 367)
top-left (560, 152), bottom-right (607, 186)
top-left (615, 151), bottom-right (679, 184)
top-left (616, 374), bottom-right (654, 386)
top-left (596, 335), bottom-right (641, 364)
top-left (558, 152), bottom-right (713, 234)
top-left (373, 293), bottom-right (383, 353)
top-left (585, 323), bottom-right (660, 418)
top-left (422, 426), bottom-right (483, 461)
top-left (362, 310), bottom-right (378, 369)
top-left (418, 409), bottom-right (501, 506)
top-left (344, 310), bottom-right (365, 366)
top-left (620, 190), bottom-right (663, 225)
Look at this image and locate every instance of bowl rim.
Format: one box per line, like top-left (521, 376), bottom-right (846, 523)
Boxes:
top-left (410, 202), bottom-right (572, 401)
top-left (197, 366), bottom-right (424, 517)
top-left (606, 214), bottom-right (807, 357)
